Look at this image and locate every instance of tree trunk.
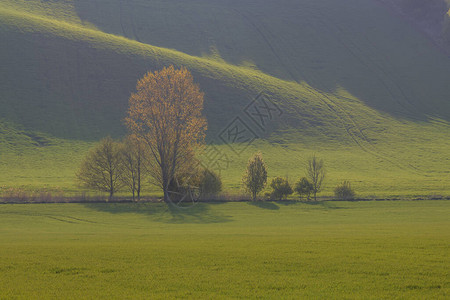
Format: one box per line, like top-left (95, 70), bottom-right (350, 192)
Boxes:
top-left (137, 187), bottom-right (140, 202)
top-left (162, 169), bottom-right (170, 204)
top-left (137, 165), bottom-right (141, 202)
top-left (109, 170), bottom-right (114, 202)
top-left (163, 189), bottom-right (170, 203)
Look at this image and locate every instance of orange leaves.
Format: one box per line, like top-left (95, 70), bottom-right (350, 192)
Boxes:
top-left (124, 65), bottom-right (207, 193)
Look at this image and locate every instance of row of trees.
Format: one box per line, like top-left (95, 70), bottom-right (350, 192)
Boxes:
top-left (77, 66), bottom-right (208, 203)
top-left (77, 137), bottom-right (144, 201)
top-left (77, 136), bottom-right (354, 202)
top-left (242, 153), bottom-right (327, 201)
top-left (77, 136), bottom-right (222, 202)
top-left (77, 137), bottom-right (355, 201)
top-left (243, 152), bottom-right (355, 201)
top-left (77, 65), bottom-right (354, 203)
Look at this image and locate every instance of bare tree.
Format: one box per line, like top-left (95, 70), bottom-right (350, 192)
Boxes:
top-left (243, 152), bottom-right (267, 201)
top-left (120, 136), bottom-right (145, 202)
top-left (76, 137), bottom-right (123, 201)
top-left (306, 154), bottom-right (325, 201)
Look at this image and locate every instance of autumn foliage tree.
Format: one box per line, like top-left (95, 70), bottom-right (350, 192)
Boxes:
top-left (125, 66), bottom-right (207, 203)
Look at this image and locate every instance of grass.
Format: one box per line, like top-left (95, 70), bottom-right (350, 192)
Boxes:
top-left (1, 122), bottom-right (449, 197)
top-left (0, 200), bottom-right (449, 298)
top-left (1, 121), bottom-right (449, 197)
top-left (0, 0), bottom-right (449, 197)
top-left (1, 0), bottom-right (450, 139)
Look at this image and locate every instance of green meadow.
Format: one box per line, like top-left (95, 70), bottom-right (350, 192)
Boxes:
top-left (1, 0), bottom-right (449, 199)
top-left (0, 200), bottom-right (449, 298)
top-left (1, 1), bottom-right (449, 298)
top-left (1, 124), bottom-right (449, 197)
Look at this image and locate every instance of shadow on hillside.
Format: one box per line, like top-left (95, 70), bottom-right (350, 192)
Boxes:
top-left (72, 0), bottom-right (450, 123)
top-left (81, 202), bottom-right (232, 224)
top-left (247, 201), bottom-right (279, 210)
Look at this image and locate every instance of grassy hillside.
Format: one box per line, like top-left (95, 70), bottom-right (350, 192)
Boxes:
top-left (0, 201), bottom-right (449, 298)
top-left (0, 0), bottom-right (449, 196)
top-left (378, 0), bottom-right (450, 54)
top-left (445, 7), bottom-right (450, 48)
top-left (73, 0), bottom-right (450, 120)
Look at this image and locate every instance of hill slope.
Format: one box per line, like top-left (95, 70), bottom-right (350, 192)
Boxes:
top-left (0, 0), bottom-right (449, 196)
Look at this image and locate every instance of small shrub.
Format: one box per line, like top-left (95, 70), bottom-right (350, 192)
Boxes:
top-left (167, 172), bottom-right (197, 202)
top-left (294, 177), bottom-right (313, 201)
top-left (334, 181), bottom-right (355, 200)
top-left (168, 167), bottom-right (222, 201)
top-left (242, 152), bottom-right (267, 201)
top-left (270, 177), bottom-right (293, 200)
top-left (198, 168), bottom-right (222, 199)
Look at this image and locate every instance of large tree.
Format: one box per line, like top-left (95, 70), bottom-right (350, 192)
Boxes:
top-left (76, 137), bottom-right (123, 201)
top-left (306, 154), bottom-right (326, 201)
top-left (125, 66), bottom-right (207, 203)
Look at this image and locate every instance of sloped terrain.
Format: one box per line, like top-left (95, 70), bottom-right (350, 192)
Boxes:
top-left (377, 0), bottom-right (450, 54)
top-left (0, 0), bottom-right (449, 195)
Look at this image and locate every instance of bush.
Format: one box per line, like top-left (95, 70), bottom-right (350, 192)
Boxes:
top-left (198, 168), bottom-right (222, 199)
top-left (270, 177), bottom-right (293, 200)
top-left (242, 152), bottom-right (267, 201)
top-left (167, 166), bottom-right (202, 202)
top-left (334, 181), bottom-right (355, 200)
top-left (294, 177), bottom-right (313, 201)
top-left (168, 167), bottom-right (222, 201)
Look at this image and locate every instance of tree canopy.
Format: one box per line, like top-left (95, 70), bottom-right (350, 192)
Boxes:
top-left (125, 65), bottom-right (207, 203)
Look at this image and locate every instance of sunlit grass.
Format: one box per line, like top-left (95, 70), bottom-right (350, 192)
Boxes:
top-left (0, 201), bottom-right (448, 298)
top-left (1, 131), bottom-right (449, 198)
top-left (0, 1), bottom-right (449, 197)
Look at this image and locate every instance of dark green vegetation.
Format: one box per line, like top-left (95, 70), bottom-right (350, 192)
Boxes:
top-left (0, 0), bottom-right (449, 196)
top-left (378, 0), bottom-right (450, 54)
top-left (0, 200), bottom-right (449, 298)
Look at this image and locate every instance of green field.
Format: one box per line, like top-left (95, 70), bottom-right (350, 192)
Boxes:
top-left (1, 133), bottom-right (449, 198)
top-left (1, 1), bottom-right (449, 298)
top-left (0, 200), bottom-right (449, 298)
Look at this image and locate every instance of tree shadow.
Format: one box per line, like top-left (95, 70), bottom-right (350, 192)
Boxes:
top-left (302, 200), bottom-right (349, 210)
top-left (321, 201), bottom-right (350, 210)
top-left (278, 200), bottom-right (349, 210)
top-left (247, 201), bottom-right (279, 210)
top-left (81, 202), bottom-right (232, 224)
top-left (277, 200), bottom-right (301, 206)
